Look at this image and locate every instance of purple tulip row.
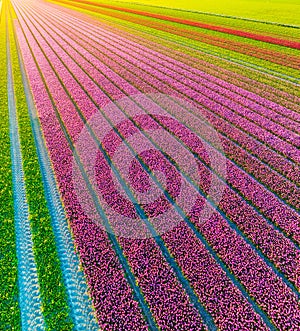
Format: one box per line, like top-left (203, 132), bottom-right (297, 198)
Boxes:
top-left (49, 6), bottom-right (300, 137)
top-left (37, 7), bottom-right (300, 191)
top-left (27, 6), bottom-right (300, 242)
top-left (14, 1), bottom-right (300, 330)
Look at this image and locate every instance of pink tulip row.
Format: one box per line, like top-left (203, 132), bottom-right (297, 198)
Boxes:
top-left (26, 5), bottom-right (300, 242)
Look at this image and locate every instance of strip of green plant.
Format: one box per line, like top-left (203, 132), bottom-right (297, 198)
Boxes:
top-left (54, 0), bottom-right (300, 96)
top-left (80, 0), bottom-right (300, 34)
top-left (76, 0), bottom-right (300, 56)
top-left (0, 3), bottom-right (20, 330)
top-left (56, 0), bottom-right (299, 80)
top-left (7, 8), bottom-right (74, 331)
top-left (57, 0), bottom-right (299, 79)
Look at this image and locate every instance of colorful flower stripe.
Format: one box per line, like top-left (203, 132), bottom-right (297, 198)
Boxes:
top-left (25, 0), bottom-right (300, 296)
top-left (59, 0), bottom-right (300, 50)
top-left (111, 14), bottom-right (300, 69)
top-left (52, 0), bottom-right (300, 73)
top-left (29, 5), bottom-right (300, 245)
top-left (50, 2), bottom-right (300, 97)
top-left (13, 1), bottom-right (268, 330)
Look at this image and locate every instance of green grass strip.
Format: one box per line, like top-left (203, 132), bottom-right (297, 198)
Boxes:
top-left (0, 3), bottom-right (20, 330)
top-left (82, 0), bottom-right (300, 27)
top-left (72, 0), bottom-right (300, 56)
top-left (7, 6), bottom-right (74, 331)
top-left (66, 1), bottom-right (299, 79)
top-left (89, 0), bottom-right (300, 39)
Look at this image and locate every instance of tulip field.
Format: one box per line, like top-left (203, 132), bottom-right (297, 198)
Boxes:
top-left (0, 0), bottom-right (299, 329)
